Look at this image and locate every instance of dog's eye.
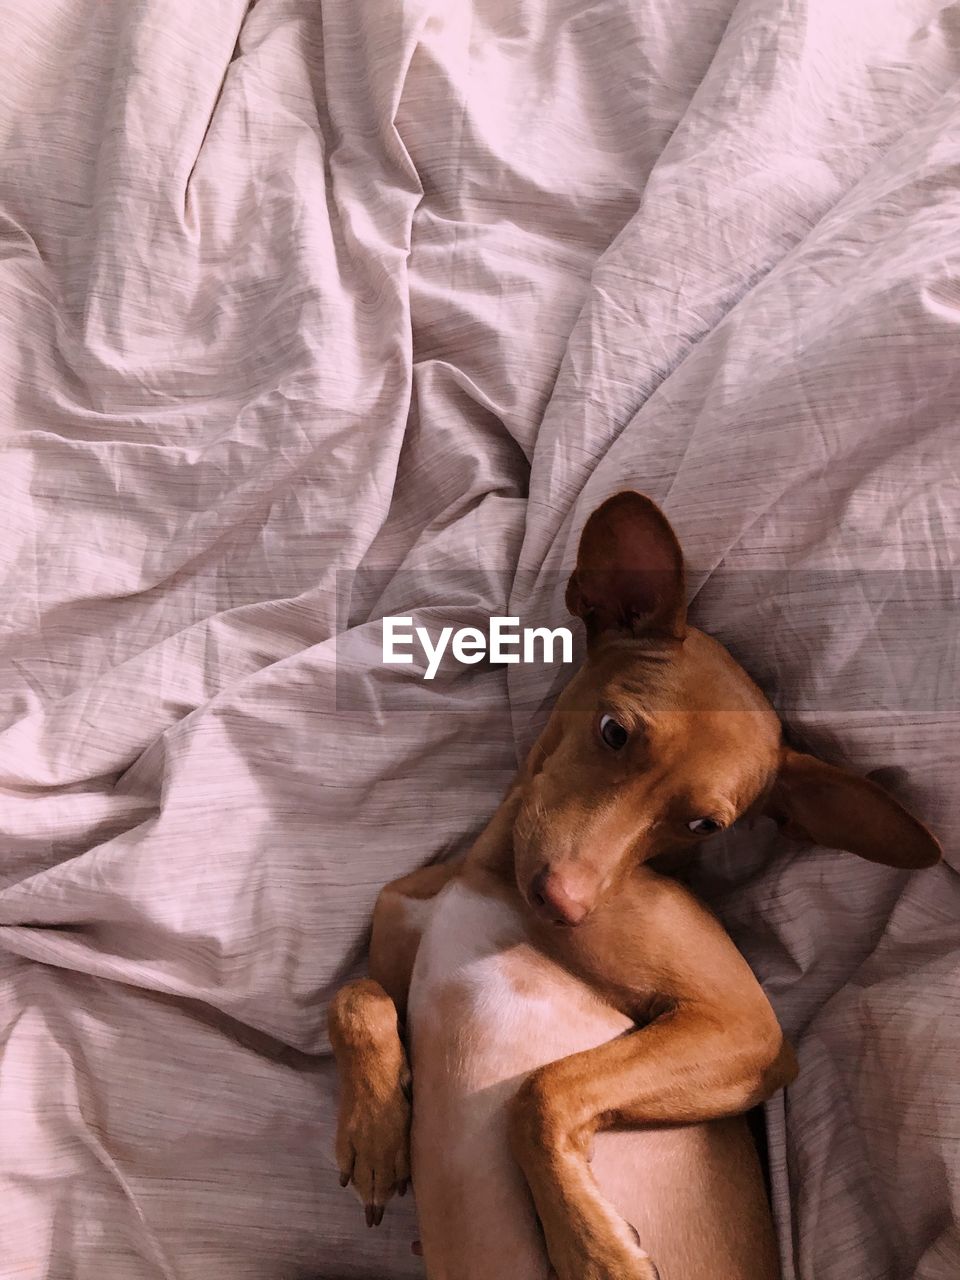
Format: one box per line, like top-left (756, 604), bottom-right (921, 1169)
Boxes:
top-left (599, 714), bottom-right (629, 751)
top-left (687, 817), bottom-right (722, 835)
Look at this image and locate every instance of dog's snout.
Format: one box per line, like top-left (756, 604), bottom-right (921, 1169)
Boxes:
top-left (529, 866), bottom-right (589, 926)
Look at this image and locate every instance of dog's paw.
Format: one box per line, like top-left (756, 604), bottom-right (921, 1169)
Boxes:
top-left (552, 1247), bottom-right (659, 1280)
top-left (335, 1069), bottom-right (411, 1226)
top-left (547, 1215), bottom-right (659, 1280)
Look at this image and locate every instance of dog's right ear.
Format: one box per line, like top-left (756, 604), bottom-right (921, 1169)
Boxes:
top-left (565, 492), bottom-right (686, 644)
top-left (765, 747), bottom-right (942, 870)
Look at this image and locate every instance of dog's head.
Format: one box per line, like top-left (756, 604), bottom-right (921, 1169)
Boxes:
top-left (513, 492), bottom-right (941, 926)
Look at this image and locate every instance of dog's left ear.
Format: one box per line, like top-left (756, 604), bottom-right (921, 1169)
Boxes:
top-left (566, 491), bottom-right (686, 643)
top-left (765, 747), bottom-right (942, 869)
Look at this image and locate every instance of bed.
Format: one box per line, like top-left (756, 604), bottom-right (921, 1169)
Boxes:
top-left (1, 1), bottom-right (958, 1277)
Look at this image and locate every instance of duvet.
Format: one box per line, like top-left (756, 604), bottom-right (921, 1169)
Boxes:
top-left (1, 1), bottom-right (958, 1277)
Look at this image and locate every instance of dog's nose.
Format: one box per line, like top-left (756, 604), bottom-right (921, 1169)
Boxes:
top-left (529, 866), bottom-right (589, 926)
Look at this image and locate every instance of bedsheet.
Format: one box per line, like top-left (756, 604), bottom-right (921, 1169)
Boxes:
top-left (1, 1), bottom-right (958, 1277)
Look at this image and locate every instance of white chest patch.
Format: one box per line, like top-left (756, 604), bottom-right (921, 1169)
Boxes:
top-left (408, 881), bottom-right (631, 1092)
top-left (408, 881), bottom-right (528, 1028)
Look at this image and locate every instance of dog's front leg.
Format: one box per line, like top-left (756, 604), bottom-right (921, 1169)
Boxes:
top-left (328, 977), bottom-right (412, 1226)
top-left (508, 1000), bottom-right (796, 1280)
top-left (328, 862), bottom-right (457, 1226)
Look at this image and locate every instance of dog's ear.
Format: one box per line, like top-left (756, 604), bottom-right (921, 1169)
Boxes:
top-left (765, 747), bottom-right (941, 869)
top-left (566, 492), bottom-right (686, 643)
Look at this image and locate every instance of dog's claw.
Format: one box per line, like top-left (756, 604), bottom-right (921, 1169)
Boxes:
top-left (364, 1202), bottom-right (385, 1227)
top-left (339, 1172), bottom-right (350, 1187)
top-left (398, 1178), bottom-right (409, 1196)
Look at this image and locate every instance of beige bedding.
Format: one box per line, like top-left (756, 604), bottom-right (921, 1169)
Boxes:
top-left (1, 1), bottom-right (958, 1277)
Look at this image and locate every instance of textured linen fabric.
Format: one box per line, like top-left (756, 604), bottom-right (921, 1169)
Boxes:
top-left (1, 1), bottom-right (958, 1277)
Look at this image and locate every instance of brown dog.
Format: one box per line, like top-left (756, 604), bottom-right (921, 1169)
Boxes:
top-left (329, 493), bottom-right (941, 1280)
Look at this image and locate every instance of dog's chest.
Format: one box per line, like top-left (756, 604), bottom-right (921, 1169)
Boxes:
top-left (407, 880), bottom-right (632, 1090)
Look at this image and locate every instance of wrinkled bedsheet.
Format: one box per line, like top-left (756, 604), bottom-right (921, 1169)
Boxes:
top-left (1, 1), bottom-right (959, 1277)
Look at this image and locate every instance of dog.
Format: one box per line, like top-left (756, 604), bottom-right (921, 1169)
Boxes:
top-left (329, 492), bottom-right (941, 1280)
